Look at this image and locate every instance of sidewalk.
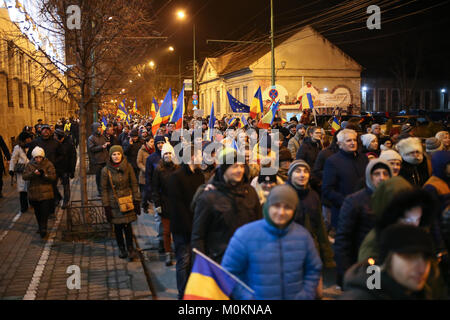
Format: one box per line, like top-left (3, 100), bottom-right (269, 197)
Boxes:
top-left (0, 173), bottom-right (162, 300)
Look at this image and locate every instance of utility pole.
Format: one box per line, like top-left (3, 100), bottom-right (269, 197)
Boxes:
top-left (193, 23), bottom-right (196, 94)
top-left (270, 0), bottom-right (275, 87)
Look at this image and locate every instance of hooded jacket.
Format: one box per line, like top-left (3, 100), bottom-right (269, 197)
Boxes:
top-left (191, 164), bottom-right (262, 263)
top-left (335, 159), bottom-right (393, 284)
top-left (340, 262), bottom-right (432, 300)
top-left (144, 145), bottom-right (162, 199)
top-left (221, 202), bottom-right (322, 300)
top-left (152, 159), bottom-right (179, 219)
top-left (137, 144), bottom-right (154, 185)
top-left (288, 130), bottom-right (305, 159)
top-left (87, 123), bottom-right (108, 165)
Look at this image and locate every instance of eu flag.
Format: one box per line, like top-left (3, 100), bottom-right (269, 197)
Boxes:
top-left (227, 91), bottom-right (250, 113)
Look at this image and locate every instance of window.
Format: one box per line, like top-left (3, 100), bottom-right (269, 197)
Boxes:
top-left (366, 89), bottom-right (374, 111)
top-left (378, 89), bottom-right (386, 111)
top-left (391, 89), bottom-right (400, 111)
top-left (235, 88), bottom-right (240, 101)
top-left (424, 90), bottom-right (431, 110)
top-left (243, 86), bottom-right (248, 105)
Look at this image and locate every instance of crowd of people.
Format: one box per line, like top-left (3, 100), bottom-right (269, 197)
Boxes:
top-left (1, 111), bottom-right (450, 300)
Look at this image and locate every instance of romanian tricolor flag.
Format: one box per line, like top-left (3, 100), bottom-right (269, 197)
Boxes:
top-left (170, 85), bottom-right (185, 130)
top-left (227, 117), bottom-right (239, 128)
top-left (101, 116), bottom-right (108, 131)
top-left (184, 249), bottom-right (237, 300)
top-left (249, 87), bottom-right (263, 119)
top-left (152, 89), bottom-right (173, 135)
top-left (299, 93), bottom-right (314, 110)
top-left (331, 116), bottom-right (341, 135)
top-left (150, 98), bottom-right (159, 119)
top-left (131, 98), bottom-right (139, 115)
top-left (257, 100), bottom-right (280, 129)
top-left (116, 100), bottom-right (128, 122)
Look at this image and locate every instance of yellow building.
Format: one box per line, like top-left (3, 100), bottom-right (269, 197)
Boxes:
top-left (198, 26), bottom-right (362, 119)
top-left (0, 7), bottom-right (72, 150)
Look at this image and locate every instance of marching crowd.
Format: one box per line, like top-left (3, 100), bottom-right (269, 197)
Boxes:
top-left (1, 112), bottom-right (450, 300)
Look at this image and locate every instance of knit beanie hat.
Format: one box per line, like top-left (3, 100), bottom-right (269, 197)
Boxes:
top-left (379, 149), bottom-right (402, 162)
top-left (287, 159), bottom-right (310, 180)
top-left (161, 142), bottom-right (175, 159)
top-left (371, 123), bottom-right (380, 131)
top-left (258, 173), bottom-right (277, 184)
top-left (425, 137), bottom-right (443, 153)
top-left (31, 146), bottom-right (45, 158)
top-left (263, 185), bottom-right (299, 229)
top-left (401, 123), bottom-right (413, 134)
top-left (296, 124), bottom-right (306, 131)
top-left (361, 133), bottom-right (377, 149)
top-left (378, 224), bottom-right (433, 264)
top-left (341, 121), bottom-right (349, 129)
top-left (154, 135), bottom-right (165, 145)
top-left (109, 145), bottom-right (123, 157)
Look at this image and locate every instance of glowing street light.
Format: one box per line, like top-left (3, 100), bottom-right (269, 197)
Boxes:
top-left (169, 46), bottom-right (174, 52)
top-left (129, 80), bottom-right (133, 83)
top-left (176, 10), bottom-right (186, 20)
top-left (149, 61), bottom-right (155, 68)
top-left (441, 88), bottom-right (447, 93)
top-left (362, 86), bottom-right (368, 92)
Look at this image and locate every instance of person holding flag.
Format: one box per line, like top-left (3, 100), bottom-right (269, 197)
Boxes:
top-left (221, 184), bottom-right (322, 299)
top-left (150, 98), bottom-right (159, 119)
top-left (249, 87), bottom-right (264, 119)
top-left (152, 89), bottom-right (173, 136)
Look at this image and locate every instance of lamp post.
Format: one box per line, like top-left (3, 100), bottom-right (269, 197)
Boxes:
top-left (177, 10), bottom-right (196, 99)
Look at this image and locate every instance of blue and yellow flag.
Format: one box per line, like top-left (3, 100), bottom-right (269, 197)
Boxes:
top-left (132, 98), bottom-right (139, 115)
top-left (258, 100), bottom-right (280, 129)
top-left (116, 99), bottom-right (128, 121)
top-left (170, 85), bottom-right (185, 130)
top-left (184, 249), bottom-right (237, 300)
top-left (300, 93), bottom-right (314, 110)
top-left (101, 116), bottom-right (108, 131)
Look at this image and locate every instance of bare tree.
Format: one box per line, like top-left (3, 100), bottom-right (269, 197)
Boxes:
top-left (1, 0), bottom-right (159, 205)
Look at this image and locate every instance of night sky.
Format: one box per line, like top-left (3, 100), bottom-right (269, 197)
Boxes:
top-left (147, 0), bottom-right (450, 80)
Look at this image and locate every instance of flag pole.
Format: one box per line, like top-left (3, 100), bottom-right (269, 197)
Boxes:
top-left (192, 248), bottom-right (255, 294)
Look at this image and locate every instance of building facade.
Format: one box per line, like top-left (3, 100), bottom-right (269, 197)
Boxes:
top-left (0, 8), bottom-right (73, 151)
top-left (198, 26), bottom-right (362, 119)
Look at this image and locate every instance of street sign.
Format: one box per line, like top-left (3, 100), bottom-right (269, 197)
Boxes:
top-left (192, 94), bottom-right (198, 100)
top-left (184, 79), bottom-right (193, 91)
top-left (269, 89), bottom-right (278, 100)
top-left (193, 100), bottom-right (198, 106)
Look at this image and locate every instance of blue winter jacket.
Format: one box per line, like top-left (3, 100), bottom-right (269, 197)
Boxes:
top-left (144, 149), bottom-right (161, 200)
top-left (221, 219), bottom-right (322, 300)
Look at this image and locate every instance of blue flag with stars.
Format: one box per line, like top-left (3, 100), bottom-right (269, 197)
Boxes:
top-left (226, 91), bottom-right (250, 113)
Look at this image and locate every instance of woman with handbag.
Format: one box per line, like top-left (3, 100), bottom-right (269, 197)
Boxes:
top-left (22, 147), bottom-right (57, 238)
top-left (9, 132), bottom-right (32, 213)
top-left (101, 145), bottom-right (141, 260)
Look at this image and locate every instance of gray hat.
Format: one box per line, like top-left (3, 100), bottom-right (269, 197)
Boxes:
top-left (401, 123), bottom-right (413, 134)
top-left (296, 124), bottom-right (307, 131)
top-left (341, 121), bottom-right (349, 129)
top-left (425, 137), bottom-right (442, 153)
top-left (288, 159), bottom-right (310, 180)
top-left (266, 185), bottom-right (299, 210)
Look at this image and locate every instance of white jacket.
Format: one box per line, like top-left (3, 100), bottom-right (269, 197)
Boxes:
top-left (9, 145), bottom-right (29, 192)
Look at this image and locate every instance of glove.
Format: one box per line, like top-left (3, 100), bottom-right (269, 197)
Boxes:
top-left (70, 173), bottom-right (75, 179)
top-left (134, 201), bottom-right (141, 215)
top-left (9, 170), bottom-right (14, 177)
top-left (155, 206), bottom-right (162, 214)
top-left (38, 169), bottom-right (45, 176)
top-left (104, 206), bottom-right (113, 223)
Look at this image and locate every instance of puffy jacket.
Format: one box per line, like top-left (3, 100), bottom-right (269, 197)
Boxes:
top-left (424, 151), bottom-right (450, 211)
top-left (296, 137), bottom-right (322, 169)
top-left (9, 144), bottom-right (29, 192)
top-left (221, 218), bottom-right (322, 300)
top-left (322, 149), bottom-right (368, 223)
top-left (144, 148), bottom-right (162, 200)
top-left (100, 158), bottom-right (141, 225)
top-left (87, 123), bottom-right (108, 165)
top-left (288, 131), bottom-right (304, 159)
top-left (152, 160), bottom-right (179, 219)
top-left (55, 135), bottom-right (77, 176)
top-left (287, 181), bottom-right (335, 268)
top-left (191, 169), bottom-right (262, 263)
top-left (23, 158), bottom-right (56, 201)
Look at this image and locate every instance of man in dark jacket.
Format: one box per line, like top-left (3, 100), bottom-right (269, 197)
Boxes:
top-left (166, 143), bottom-right (205, 299)
top-left (334, 159), bottom-right (392, 288)
top-left (27, 124), bottom-right (63, 207)
top-left (70, 118), bottom-right (79, 148)
top-left (123, 129), bottom-right (143, 179)
top-left (104, 124), bottom-right (120, 151)
top-left (87, 123), bottom-right (109, 195)
top-left (118, 125), bottom-right (130, 146)
top-left (145, 135), bottom-right (165, 203)
top-left (192, 147), bottom-right (262, 264)
top-left (322, 129), bottom-right (369, 231)
top-left (0, 134), bottom-right (11, 198)
top-left (341, 224), bottom-right (434, 300)
top-left (296, 126), bottom-right (323, 169)
top-left (54, 129), bottom-right (77, 208)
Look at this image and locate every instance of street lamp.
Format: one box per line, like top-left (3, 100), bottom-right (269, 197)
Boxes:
top-left (176, 10), bottom-right (197, 95)
top-left (442, 88), bottom-right (447, 93)
top-left (149, 61), bottom-right (155, 68)
top-left (169, 46), bottom-right (174, 52)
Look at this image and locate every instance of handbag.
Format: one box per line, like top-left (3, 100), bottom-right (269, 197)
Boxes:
top-left (107, 170), bottom-right (134, 213)
top-left (14, 163), bottom-right (26, 173)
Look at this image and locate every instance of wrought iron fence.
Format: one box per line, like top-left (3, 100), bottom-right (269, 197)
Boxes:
top-left (64, 198), bottom-right (112, 240)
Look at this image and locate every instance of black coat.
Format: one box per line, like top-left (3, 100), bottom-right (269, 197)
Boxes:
top-left (322, 149), bottom-right (369, 218)
top-left (55, 136), bottom-right (77, 176)
top-left (296, 137), bottom-right (322, 169)
top-left (0, 135), bottom-right (11, 174)
top-left (27, 136), bottom-right (62, 168)
top-left (167, 164), bottom-right (205, 235)
top-left (335, 188), bottom-right (375, 278)
top-left (123, 138), bottom-right (144, 170)
top-left (191, 172), bottom-right (262, 263)
top-left (152, 161), bottom-right (178, 219)
top-left (399, 157), bottom-right (431, 187)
